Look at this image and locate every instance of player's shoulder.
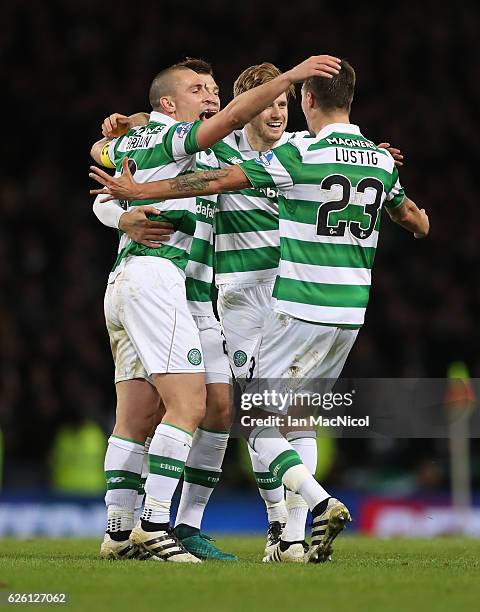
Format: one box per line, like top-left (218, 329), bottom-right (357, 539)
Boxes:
top-left (168, 119), bottom-right (202, 140)
top-left (360, 133), bottom-right (397, 172)
top-left (283, 130), bottom-right (313, 153)
top-left (116, 121), bottom-right (171, 150)
top-left (286, 129), bottom-right (311, 140)
top-left (221, 130), bottom-right (242, 150)
top-left (211, 131), bottom-right (243, 165)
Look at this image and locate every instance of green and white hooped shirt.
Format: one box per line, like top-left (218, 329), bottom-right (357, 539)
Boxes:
top-left (212, 128), bottom-right (304, 286)
top-left (104, 111), bottom-right (204, 283)
top-left (240, 123), bottom-right (405, 327)
top-left (185, 149), bottom-right (218, 316)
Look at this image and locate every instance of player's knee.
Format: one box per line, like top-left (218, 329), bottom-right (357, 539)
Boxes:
top-left (204, 393), bottom-right (231, 430)
top-left (190, 398), bottom-right (207, 425)
top-left (163, 389), bottom-right (206, 427)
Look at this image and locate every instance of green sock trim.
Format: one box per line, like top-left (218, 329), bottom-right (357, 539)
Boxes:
top-left (198, 426), bottom-right (229, 435)
top-left (162, 422), bottom-right (193, 437)
top-left (148, 454), bottom-right (185, 479)
top-left (111, 434), bottom-right (144, 446)
top-left (184, 466), bottom-right (221, 488)
top-left (269, 449), bottom-right (303, 481)
top-left (105, 470), bottom-right (141, 490)
top-left (254, 471), bottom-right (283, 490)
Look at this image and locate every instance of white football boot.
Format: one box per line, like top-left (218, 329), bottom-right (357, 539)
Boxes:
top-left (100, 533), bottom-right (152, 560)
top-left (130, 523), bottom-right (201, 563)
top-left (263, 541), bottom-right (306, 563)
top-left (305, 498), bottom-right (351, 563)
top-left (264, 521), bottom-right (286, 557)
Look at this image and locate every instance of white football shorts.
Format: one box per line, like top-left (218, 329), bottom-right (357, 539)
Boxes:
top-left (245, 311), bottom-right (359, 414)
top-left (217, 282), bottom-right (275, 379)
top-left (105, 256), bottom-right (204, 381)
top-left (192, 314), bottom-right (231, 385)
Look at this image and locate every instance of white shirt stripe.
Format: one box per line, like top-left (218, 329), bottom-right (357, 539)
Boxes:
top-left (216, 229), bottom-right (279, 252)
top-left (280, 219), bottom-right (379, 249)
top-left (279, 260), bottom-right (371, 286)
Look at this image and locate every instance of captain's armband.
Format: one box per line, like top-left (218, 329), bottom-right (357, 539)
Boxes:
top-left (100, 142), bottom-right (115, 169)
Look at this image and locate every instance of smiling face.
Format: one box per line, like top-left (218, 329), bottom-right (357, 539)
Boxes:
top-left (248, 93), bottom-right (288, 147)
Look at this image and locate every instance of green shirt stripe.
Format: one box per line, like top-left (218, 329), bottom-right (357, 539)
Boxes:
top-left (281, 238), bottom-right (377, 269)
top-left (216, 246), bottom-right (280, 275)
top-left (273, 277), bottom-right (371, 308)
top-left (185, 277), bottom-right (212, 303)
top-left (216, 209), bottom-right (279, 235)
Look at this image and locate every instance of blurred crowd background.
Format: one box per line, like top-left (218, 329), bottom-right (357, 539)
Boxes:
top-left (1, 0), bottom-right (479, 499)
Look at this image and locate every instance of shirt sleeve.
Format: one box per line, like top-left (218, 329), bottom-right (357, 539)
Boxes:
top-left (163, 120), bottom-right (203, 161)
top-left (240, 142), bottom-right (302, 191)
top-left (384, 165), bottom-right (406, 209)
top-left (92, 195), bottom-right (125, 229)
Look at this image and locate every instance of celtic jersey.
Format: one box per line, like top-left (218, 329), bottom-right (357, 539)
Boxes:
top-left (240, 123), bottom-right (405, 327)
top-left (185, 149), bottom-right (218, 316)
top-left (212, 128), bottom-right (299, 285)
top-left (104, 111), bottom-right (203, 282)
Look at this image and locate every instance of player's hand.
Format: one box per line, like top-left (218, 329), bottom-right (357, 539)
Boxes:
top-left (378, 142), bottom-right (404, 167)
top-left (119, 206), bottom-right (175, 248)
top-left (286, 55), bottom-right (341, 83)
top-left (414, 209), bottom-right (429, 239)
top-left (102, 113), bottom-right (132, 139)
top-left (89, 157), bottom-right (141, 202)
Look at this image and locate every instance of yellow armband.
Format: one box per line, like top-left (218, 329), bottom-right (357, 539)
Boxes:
top-left (100, 142), bottom-right (115, 169)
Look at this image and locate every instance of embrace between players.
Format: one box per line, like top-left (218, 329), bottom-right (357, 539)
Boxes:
top-left (89, 55), bottom-right (429, 564)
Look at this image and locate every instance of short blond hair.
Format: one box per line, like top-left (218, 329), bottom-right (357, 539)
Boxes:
top-left (233, 63), bottom-right (296, 99)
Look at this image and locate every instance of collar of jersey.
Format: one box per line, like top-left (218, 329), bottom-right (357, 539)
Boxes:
top-left (237, 126), bottom-right (292, 153)
top-left (149, 110), bottom-right (179, 126)
top-left (315, 123), bottom-right (361, 140)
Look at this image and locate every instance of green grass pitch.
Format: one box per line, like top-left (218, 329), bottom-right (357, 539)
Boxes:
top-left (1, 537), bottom-right (479, 611)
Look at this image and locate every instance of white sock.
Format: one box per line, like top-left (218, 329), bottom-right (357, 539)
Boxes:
top-left (175, 428), bottom-right (229, 530)
top-left (104, 435), bottom-right (144, 534)
top-left (249, 426), bottom-right (329, 511)
top-left (297, 473), bottom-right (330, 511)
top-left (247, 443), bottom-right (287, 523)
top-left (283, 431), bottom-right (317, 541)
top-left (142, 423), bottom-right (192, 526)
top-left (134, 436), bottom-right (151, 524)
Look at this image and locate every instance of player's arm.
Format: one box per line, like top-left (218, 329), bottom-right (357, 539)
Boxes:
top-left (91, 138), bottom-right (115, 167)
top-left (89, 140), bottom-right (297, 200)
top-left (386, 196), bottom-right (429, 238)
top-left (90, 112), bottom-right (150, 165)
top-left (90, 157), bottom-right (250, 200)
top-left (194, 55), bottom-right (341, 151)
top-left (92, 195), bottom-right (125, 228)
top-left (92, 196), bottom-right (175, 247)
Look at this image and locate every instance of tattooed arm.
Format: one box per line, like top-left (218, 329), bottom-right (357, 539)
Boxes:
top-left (89, 156), bottom-right (250, 201)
